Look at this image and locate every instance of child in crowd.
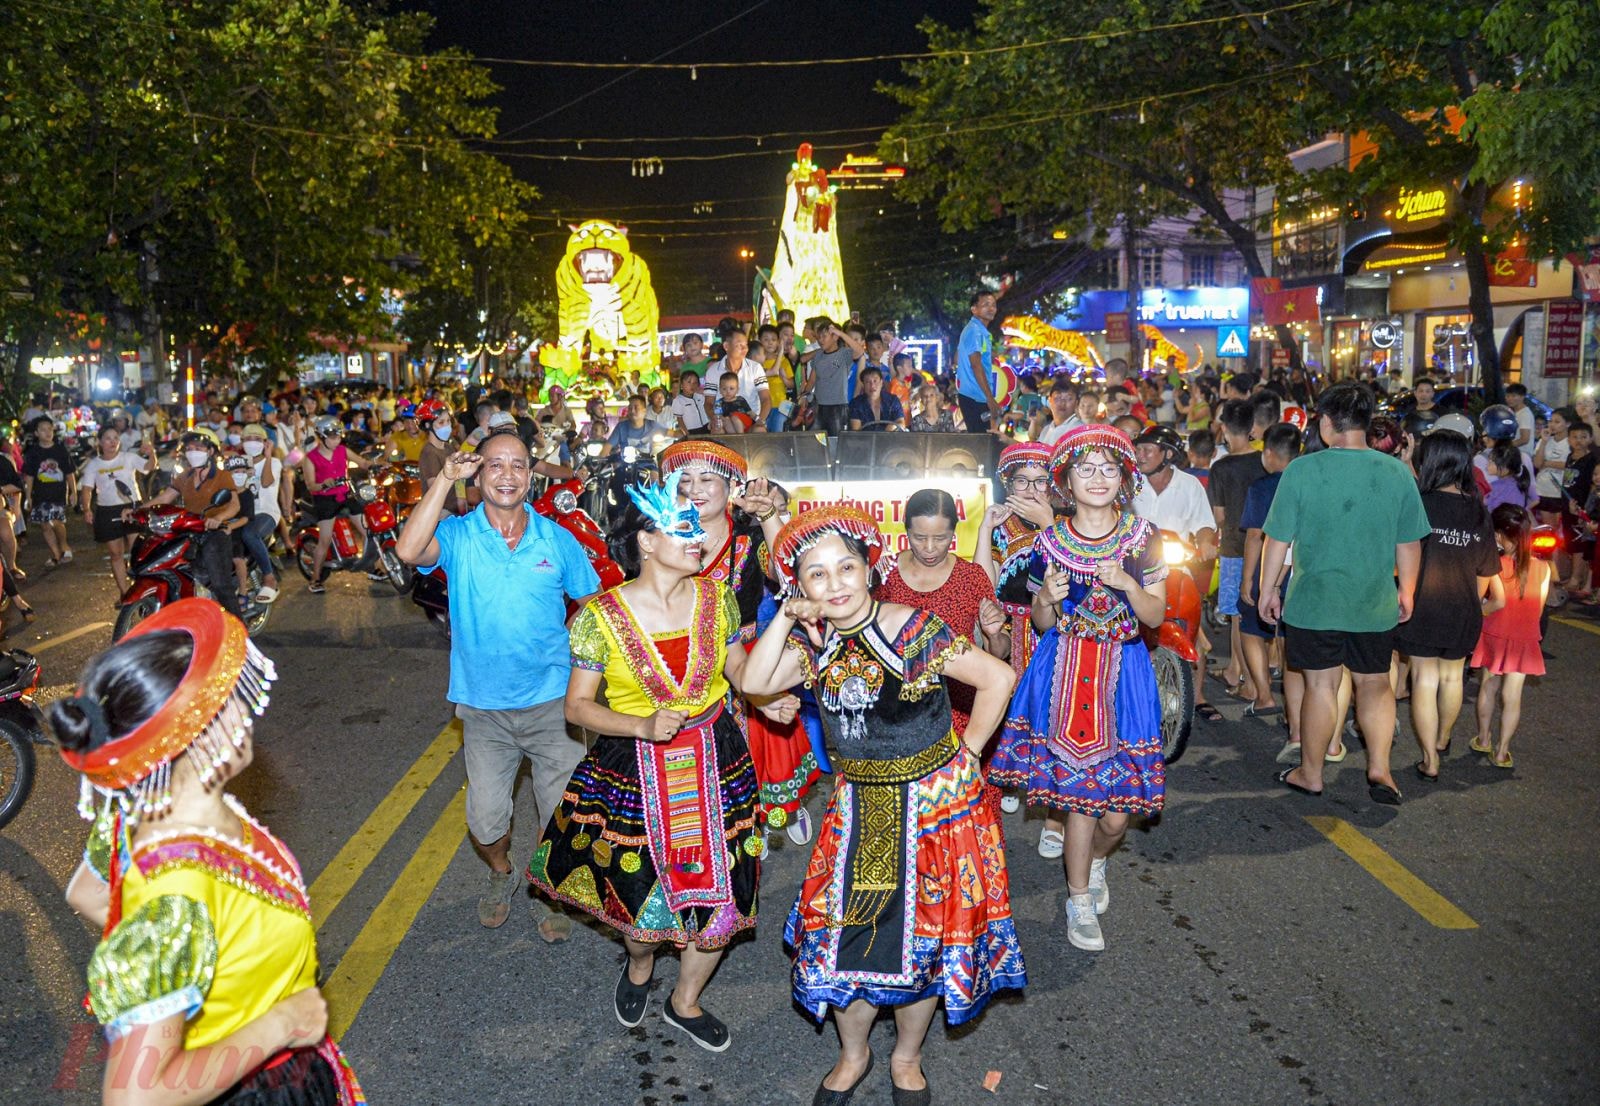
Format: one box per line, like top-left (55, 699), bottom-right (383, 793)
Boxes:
top-left (1483, 438), bottom-right (1537, 511)
top-left (1471, 505), bottom-right (1549, 769)
top-left (1184, 428), bottom-right (1215, 487)
top-left (711, 372), bottom-right (754, 434)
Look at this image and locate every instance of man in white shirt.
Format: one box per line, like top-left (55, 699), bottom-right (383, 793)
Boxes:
top-left (670, 370), bottom-right (711, 435)
top-left (705, 331), bottom-right (769, 431)
top-left (1030, 379), bottom-right (1082, 448)
top-left (1505, 383), bottom-right (1537, 454)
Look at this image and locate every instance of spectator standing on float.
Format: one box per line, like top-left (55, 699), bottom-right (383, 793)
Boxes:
top-left (956, 291), bottom-right (1001, 434)
top-left (803, 318), bottom-right (865, 437)
top-left (1260, 383), bottom-right (1430, 805)
top-left (1030, 379), bottom-right (1082, 448)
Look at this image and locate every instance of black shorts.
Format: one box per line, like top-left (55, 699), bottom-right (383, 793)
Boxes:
top-left (310, 495), bottom-right (352, 522)
top-left (1395, 639), bottom-right (1473, 662)
top-left (1236, 600), bottom-right (1281, 640)
top-left (92, 504), bottom-right (128, 543)
top-left (1284, 623), bottom-right (1394, 675)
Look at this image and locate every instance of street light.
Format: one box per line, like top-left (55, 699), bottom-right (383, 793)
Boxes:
top-left (737, 247), bottom-right (756, 311)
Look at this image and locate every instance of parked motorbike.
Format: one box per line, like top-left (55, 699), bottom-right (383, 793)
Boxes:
top-left (116, 503), bottom-right (273, 640)
top-left (0, 650), bottom-right (47, 831)
top-left (293, 476), bottom-right (411, 593)
top-left (577, 440), bottom-right (660, 533)
top-left (1146, 530), bottom-right (1203, 765)
top-left (409, 475), bottom-right (624, 639)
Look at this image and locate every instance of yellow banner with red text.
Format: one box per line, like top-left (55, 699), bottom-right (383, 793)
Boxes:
top-left (788, 479), bottom-right (993, 559)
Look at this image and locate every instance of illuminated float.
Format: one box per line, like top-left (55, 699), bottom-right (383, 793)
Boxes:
top-left (540, 219), bottom-right (661, 391)
top-left (765, 144), bottom-right (850, 324)
top-left (1000, 315), bottom-right (1106, 371)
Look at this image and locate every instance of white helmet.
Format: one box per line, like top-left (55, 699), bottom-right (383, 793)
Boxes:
top-left (1430, 412), bottom-right (1475, 438)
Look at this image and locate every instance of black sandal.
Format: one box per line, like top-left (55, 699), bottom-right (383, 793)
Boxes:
top-left (661, 991), bottom-right (730, 1052)
top-left (1195, 703), bottom-right (1223, 723)
top-left (813, 1054), bottom-right (875, 1106)
top-left (1414, 761), bottom-right (1439, 783)
top-left (1276, 767), bottom-right (1322, 797)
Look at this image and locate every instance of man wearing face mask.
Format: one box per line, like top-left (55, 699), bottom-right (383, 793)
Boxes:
top-left (126, 429), bottom-right (243, 617)
top-left (416, 398), bottom-right (464, 516)
top-left (239, 424), bottom-right (283, 602)
top-left (397, 429), bottom-right (600, 936)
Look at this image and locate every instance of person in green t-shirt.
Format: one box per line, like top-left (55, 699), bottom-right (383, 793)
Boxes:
top-left (1260, 382), bottom-right (1429, 806)
top-left (677, 333), bottom-right (711, 383)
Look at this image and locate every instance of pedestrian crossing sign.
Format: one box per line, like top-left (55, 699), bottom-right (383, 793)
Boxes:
top-left (1216, 325), bottom-right (1248, 358)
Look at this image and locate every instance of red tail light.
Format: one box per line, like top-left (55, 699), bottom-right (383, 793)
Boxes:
top-left (1532, 533), bottom-right (1558, 554)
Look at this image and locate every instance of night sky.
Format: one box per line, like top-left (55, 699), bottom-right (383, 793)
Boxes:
top-left (401, 0), bottom-right (980, 309)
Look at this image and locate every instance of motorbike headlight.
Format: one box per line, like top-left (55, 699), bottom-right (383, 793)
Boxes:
top-left (1163, 540), bottom-right (1188, 566)
top-left (147, 515), bottom-right (173, 536)
top-left (552, 489), bottom-right (578, 514)
top-left (585, 441), bottom-right (604, 457)
top-left (622, 446), bottom-right (638, 464)
top-left (357, 482), bottom-right (378, 503)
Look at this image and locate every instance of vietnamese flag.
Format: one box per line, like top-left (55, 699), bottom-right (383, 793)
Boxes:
top-left (1263, 285), bottom-right (1319, 326)
top-left (1488, 245), bottom-right (1538, 287)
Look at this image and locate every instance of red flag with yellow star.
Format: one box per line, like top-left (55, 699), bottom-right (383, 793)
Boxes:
top-left (1262, 285), bottom-right (1319, 326)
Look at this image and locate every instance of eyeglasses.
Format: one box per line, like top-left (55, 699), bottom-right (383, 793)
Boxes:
top-left (1071, 462), bottom-right (1123, 480)
top-left (1007, 475), bottom-right (1051, 491)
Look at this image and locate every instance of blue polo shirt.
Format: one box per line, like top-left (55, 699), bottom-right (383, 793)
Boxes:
top-left (421, 504), bottom-right (600, 710)
top-left (956, 316), bottom-right (994, 401)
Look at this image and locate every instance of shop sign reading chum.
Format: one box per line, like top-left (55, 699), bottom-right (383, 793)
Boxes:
top-left (1388, 185), bottom-right (1450, 228)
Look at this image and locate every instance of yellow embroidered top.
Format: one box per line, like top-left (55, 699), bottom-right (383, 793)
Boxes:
top-left (569, 578), bottom-right (742, 716)
top-left (84, 796), bottom-right (319, 1047)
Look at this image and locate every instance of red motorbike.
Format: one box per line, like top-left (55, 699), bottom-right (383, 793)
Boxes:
top-left (409, 477), bottom-right (623, 639)
top-left (115, 505), bottom-right (273, 640)
top-left (293, 475), bottom-right (412, 594)
top-left (1145, 529), bottom-right (1203, 764)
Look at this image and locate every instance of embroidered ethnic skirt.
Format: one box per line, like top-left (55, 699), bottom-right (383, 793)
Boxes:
top-left (211, 1038), bottom-right (364, 1106)
top-left (528, 707), bottom-right (760, 948)
top-left (785, 746), bottom-right (1027, 1025)
top-left (740, 639), bottom-right (822, 824)
top-left (988, 628), bottom-right (1165, 817)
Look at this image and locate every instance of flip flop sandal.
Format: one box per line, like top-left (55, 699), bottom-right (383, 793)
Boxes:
top-left (1414, 761), bottom-right (1439, 782)
top-left (1491, 753), bottom-right (1514, 769)
top-left (1469, 738), bottom-right (1493, 755)
top-left (1276, 767), bottom-right (1322, 797)
top-left (1245, 703), bottom-right (1284, 719)
top-left (1368, 781), bottom-right (1403, 806)
top-left (1324, 745), bottom-right (1349, 763)
top-left (1195, 703), bottom-right (1224, 723)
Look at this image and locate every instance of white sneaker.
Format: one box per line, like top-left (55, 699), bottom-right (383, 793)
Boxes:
top-left (1087, 858), bottom-right (1110, 915)
top-left (1066, 893), bottom-right (1105, 951)
top-left (1038, 828), bottom-right (1065, 859)
top-left (1000, 793), bottom-right (1021, 814)
top-left (784, 806), bottom-right (813, 846)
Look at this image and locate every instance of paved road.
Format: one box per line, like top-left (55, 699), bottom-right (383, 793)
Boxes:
top-left (2, 522), bottom-right (1597, 1104)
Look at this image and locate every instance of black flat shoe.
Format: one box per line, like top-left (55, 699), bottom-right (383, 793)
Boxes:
top-left (614, 966), bottom-right (650, 1029)
top-left (1276, 767), bottom-right (1322, 797)
top-left (891, 1084), bottom-right (932, 1106)
top-left (661, 991), bottom-right (730, 1053)
top-left (812, 1054), bottom-right (874, 1106)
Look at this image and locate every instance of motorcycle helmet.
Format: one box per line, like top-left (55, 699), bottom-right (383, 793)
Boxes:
top-left (1479, 403), bottom-right (1518, 442)
top-left (1132, 424), bottom-right (1185, 467)
top-left (1431, 412), bottom-right (1475, 438)
top-left (1402, 408), bottom-right (1440, 439)
top-left (1281, 404), bottom-right (1308, 430)
top-left (397, 402), bottom-right (418, 420)
top-left (313, 415), bottom-right (343, 439)
top-left (1367, 415), bottom-right (1407, 457)
top-left (181, 427), bottom-right (221, 451)
top-left (413, 398), bottom-right (447, 426)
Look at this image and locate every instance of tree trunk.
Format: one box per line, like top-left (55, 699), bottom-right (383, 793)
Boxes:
top-left (1460, 183), bottom-right (1503, 402)
top-left (10, 331), bottom-right (39, 400)
top-left (1123, 218), bottom-right (1143, 371)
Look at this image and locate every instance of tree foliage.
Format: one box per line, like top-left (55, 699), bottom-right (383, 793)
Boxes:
top-left (0, 0), bottom-right (536, 389)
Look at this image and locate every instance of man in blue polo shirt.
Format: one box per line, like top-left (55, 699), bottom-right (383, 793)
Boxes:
top-left (398, 430), bottom-right (600, 936)
top-left (956, 289), bottom-right (1000, 434)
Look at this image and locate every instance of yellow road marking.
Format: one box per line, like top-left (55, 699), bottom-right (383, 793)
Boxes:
top-left (27, 621), bottom-right (113, 653)
top-left (324, 785), bottom-right (468, 1041)
top-left (1552, 615), bottom-right (1600, 638)
top-left (309, 718), bottom-right (461, 930)
top-left (1303, 816), bottom-right (1477, 930)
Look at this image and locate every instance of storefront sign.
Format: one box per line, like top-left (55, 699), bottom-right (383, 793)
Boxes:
top-left (1543, 301), bottom-right (1583, 379)
top-left (1370, 321), bottom-right (1401, 349)
top-left (1271, 346), bottom-right (1291, 368)
top-left (1567, 248), bottom-right (1600, 302)
top-left (789, 479), bottom-right (992, 558)
top-left (1057, 288), bottom-right (1249, 332)
top-left (1387, 185), bottom-right (1451, 229)
top-left (344, 354), bottom-right (365, 377)
top-left (1216, 326), bottom-right (1248, 358)
top-left (1105, 312), bottom-right (1130, 344)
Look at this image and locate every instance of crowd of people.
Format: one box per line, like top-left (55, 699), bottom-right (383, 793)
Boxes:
top-left (37, 300), bottom-right (1600, 1105)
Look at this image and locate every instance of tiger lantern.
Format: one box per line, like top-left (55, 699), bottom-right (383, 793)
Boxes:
top-left (541, 219), bottom-right (661, 389)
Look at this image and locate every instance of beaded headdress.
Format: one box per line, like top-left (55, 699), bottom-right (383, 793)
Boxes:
top-left (657, 440), bottom-right (748, 485)
top-left (58, 598), bottom-right (276, 821)
top-left (772, 505), bottom-right (884, 595)
top-left (626, 471), bottom-right (705, 541)
top-left (998, 441), bottom-right (1053, 478)
top-left (1048, 424), bottom-right (1145, 496)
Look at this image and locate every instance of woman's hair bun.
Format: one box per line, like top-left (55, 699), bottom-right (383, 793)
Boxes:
top-left (48, 698), bottom-right (97, 754)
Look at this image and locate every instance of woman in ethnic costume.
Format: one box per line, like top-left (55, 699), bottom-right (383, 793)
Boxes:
top-left (657, 439), bottom-right (819, 846)
top-left (528, 473), bottom-right (759, 1053)
top-left (55, 598), bottom-right (364, 1106)
top-left (744, 507), bottom-right (1026, 1106)
top-left (975, 441), bottom-right (1069, 851)
top-left (987, 425), bottom-right (1168, 955)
